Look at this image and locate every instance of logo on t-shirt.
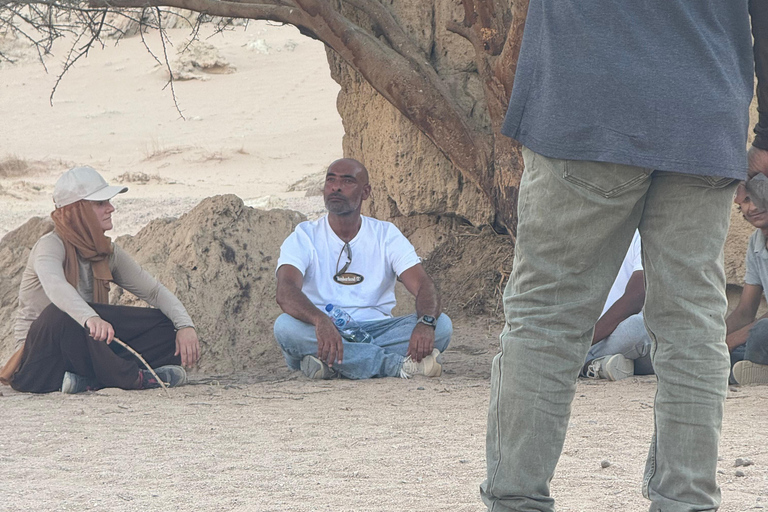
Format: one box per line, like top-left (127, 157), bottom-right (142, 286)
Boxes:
top-left (333, 272), bottom-right (364, 285)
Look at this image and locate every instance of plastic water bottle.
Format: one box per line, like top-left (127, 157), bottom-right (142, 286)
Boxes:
top-left (325, 304), bottom-right (373, 343)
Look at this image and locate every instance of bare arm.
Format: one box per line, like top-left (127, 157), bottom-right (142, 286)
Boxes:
top-left (399, 263), bottom-right (442, 362)
top-left (592, 270), bottom-right (645, 345)
top-left (725, 283), bottom-right (764, 351)
top-left (276, 264), bottom-right (343, 366)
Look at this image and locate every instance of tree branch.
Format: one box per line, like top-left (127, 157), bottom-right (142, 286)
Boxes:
top-left (50, 9), bottom-right (107, 105)
top-left (85, 0), bottom-right (311, 28)
top-left (493, 0), bottom-right (528, 100)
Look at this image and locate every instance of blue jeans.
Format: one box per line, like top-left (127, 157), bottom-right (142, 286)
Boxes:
top-left (730, 317), bottom-right (768, 381)
top-left (273, 313), bottom-right (453, 379)
top-left (585, 313), bottom-right (654, 375)
top-left (482, 148), bottom-right (736, 512)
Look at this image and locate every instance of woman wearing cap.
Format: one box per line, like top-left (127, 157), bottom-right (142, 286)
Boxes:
top-left (1, 166), bottom-right (200, 393)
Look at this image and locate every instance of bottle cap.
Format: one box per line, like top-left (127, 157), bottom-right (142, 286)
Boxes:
top-left (325, 304), bottom-right (334, 312)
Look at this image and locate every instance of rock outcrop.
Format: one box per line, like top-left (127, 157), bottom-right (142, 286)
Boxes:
top-left (113, 195), bottom-right (303, 373)
top-left (0, 217), bottom-right (53, 362)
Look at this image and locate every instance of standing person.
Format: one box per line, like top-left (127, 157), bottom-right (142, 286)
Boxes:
top-left (482, 2), bottom-right (768, 512)
top-left (0, 166), bottom-right (200, 394)
top-left (274, 158), bottom-right (452, 380)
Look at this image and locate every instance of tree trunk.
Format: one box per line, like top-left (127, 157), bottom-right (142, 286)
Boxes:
top-left (322, 0), bottom-right (525, 242)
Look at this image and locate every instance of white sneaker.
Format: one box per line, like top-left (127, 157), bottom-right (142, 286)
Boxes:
top-left (584, 354), bottom-right (634, 381)
top-left (733, 360), bottom-right (768, 386)
top-left (400, 348), bottom-right (442, 379)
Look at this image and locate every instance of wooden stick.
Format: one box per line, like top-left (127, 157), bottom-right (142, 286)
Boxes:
top-left (112, 337), bottom-right (171, 397)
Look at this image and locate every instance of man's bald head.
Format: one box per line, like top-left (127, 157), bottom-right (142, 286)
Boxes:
top-left (327, 158), bottom-right (369, 185)
top-left (324, 158), bottom-right (371, 216)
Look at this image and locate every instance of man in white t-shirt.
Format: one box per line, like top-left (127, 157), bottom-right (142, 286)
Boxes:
top-left (580, 231), bottom-right (654, 381)
top-left (274, 158), bottom-right (452, 379)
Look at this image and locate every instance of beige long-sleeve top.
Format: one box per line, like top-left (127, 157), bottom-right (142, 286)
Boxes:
top-left (14, 232), bottom-right (194, 347)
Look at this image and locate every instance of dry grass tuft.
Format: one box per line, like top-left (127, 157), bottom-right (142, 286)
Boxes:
top-left (0, 155), bottom-right (32, 178)
top-left (116, 172), bottom-right (164, 184)
top-left (197, 151), bottom-right (229, 163)
top-left (143, 140), bottom-right (187, 161)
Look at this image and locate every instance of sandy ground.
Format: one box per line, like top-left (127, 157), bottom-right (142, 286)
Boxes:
top-left (2, 22), bottom-right (768, 512)
top-left (2, 325), bottom-right (767, 512)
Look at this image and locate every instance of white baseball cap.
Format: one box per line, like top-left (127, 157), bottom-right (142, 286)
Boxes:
top-left (53, 166), bottom-right (128, 208)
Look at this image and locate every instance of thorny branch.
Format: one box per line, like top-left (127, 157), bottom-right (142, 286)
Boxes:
top-left (153, 6), bottom-right (184, 118)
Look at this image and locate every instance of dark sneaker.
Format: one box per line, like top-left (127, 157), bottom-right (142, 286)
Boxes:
top-left (300, 355), bottom-right (339, 380)
top-left (139, 365), bottom-right (187, 389)
top-left (61, 372), bottom-right (99, 394)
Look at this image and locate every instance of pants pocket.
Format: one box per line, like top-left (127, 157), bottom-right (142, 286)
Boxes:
top-left (562, 159), bottom-right (651, 197)
top-left (693, 176), bottom-right (738, 189)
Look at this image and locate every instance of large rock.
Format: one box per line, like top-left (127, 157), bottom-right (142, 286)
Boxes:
top-left (114, 195), bottom-right (303, 373)
top-left (0, 217), bottom-right (54, 362)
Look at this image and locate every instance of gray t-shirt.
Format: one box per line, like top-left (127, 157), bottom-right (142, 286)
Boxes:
top-left (744, 229), bottom-right (768, 300)
top-left (503, 1), bottom-right (755, 179)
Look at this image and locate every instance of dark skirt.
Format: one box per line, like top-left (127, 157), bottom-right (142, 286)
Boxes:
top-left (12, 303), bottom-right (180, 393)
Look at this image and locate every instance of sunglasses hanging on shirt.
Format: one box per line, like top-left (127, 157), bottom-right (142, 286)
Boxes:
top-left (333, 242), bottom-right (364, 285)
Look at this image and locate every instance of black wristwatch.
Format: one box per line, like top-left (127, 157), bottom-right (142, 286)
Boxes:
top-left (418, 315), bottom-right (437, 329)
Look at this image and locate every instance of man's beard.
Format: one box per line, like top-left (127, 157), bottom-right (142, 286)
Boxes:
top-left (325, 195), bottom-right (356, 215)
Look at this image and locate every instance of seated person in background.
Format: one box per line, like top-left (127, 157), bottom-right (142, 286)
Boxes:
top-left (274, 158), bottom-right (452, 379)
top-left (725, 177), bottom-right (768, 385)
top-left (0, 166), bottom-right (199, 394)
top-left (581, 230), bottom-right (654, 381)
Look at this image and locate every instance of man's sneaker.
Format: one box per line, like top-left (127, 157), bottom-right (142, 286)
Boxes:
top-left (400, 348), bottom-right (442, 379)
top-left (139, 365), bottom-right (187, 389)
top-left (300, 355), bottom-right (339, 380)
top-left (584, 354), bottom-right (634, 381)
top-left (732, 360), bottom-right (768, 386)
top-left (61, 372), bottom-right (99, 394)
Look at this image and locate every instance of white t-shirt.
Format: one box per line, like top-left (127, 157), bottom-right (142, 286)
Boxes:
top-left (601, 230), bottom-right (643, 317)
top-left (276, 215), bottom-right (421, 322)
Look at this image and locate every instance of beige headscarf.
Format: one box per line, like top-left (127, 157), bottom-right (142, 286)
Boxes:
top-left (50, 200), bottom-right (114, 303)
